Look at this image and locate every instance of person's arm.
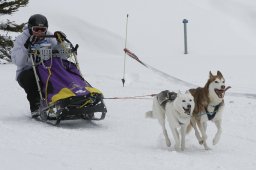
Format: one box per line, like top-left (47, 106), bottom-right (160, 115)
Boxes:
top-left (11, 34), bottom-right (31, 67)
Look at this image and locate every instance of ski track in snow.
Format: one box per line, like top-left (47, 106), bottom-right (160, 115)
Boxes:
top-left (1, 63), bottom-right (256, 170)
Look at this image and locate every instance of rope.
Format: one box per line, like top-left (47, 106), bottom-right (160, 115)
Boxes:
top-left (104, 94), bottom-right (156, 100)
top-left (45, 67), bottom-right (52, 105)
top-left (40, 44), bottom-right (54, 106)
top-left (42, 54), bottom-right (53, 106)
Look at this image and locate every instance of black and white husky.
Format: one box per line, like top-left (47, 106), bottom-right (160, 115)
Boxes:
top-left (146, 91), bottom-right (195, 151)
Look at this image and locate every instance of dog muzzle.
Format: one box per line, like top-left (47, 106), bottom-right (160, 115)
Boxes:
top-left (183, 107), bottom-right (191, 115)
top-left (215, 86), bottom-right (231, 98)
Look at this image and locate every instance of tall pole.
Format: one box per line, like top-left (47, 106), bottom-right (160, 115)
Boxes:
top-left (121, 14), bottom-right (129, 87)
top-left (183, 19), bottom-right (188, 54)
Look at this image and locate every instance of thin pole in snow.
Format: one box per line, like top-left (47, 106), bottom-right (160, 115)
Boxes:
top-left (122, 14), bottom-right (129, 87)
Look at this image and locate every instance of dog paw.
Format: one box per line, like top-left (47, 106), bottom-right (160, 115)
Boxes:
top-left (203, 144), bottom-right (211, 150)
top-left (213, 135), bottom-right (220, 145)
top-left (213, 138), bottom-right (219, 145)
top-left (166, 140), bottom-right (171, 147)
top-left (199, 140), bottom-right (204, 145)
top-left (175, 146), bottom-right (180, 151)
top-left (204, 146), bottom-right (211, 150)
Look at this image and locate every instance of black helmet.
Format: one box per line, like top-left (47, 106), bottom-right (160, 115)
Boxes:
top-left (28, 14), bottom-right (48, 33)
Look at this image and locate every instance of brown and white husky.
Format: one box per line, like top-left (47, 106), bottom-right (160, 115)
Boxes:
top-left (188, 71), bottom-right (231, 150)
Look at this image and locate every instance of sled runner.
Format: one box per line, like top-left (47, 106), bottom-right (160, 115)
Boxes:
top-left (28, 32), bottom-right (107, 125)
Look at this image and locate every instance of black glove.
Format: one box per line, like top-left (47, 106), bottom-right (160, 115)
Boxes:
top-left (54, 31), bottom-right (66, 42)
top-left (24, 35), bottom-right (40, 49)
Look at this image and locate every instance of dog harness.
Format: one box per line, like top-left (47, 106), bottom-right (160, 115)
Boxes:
top-left (156, 90), bottom-right (177, 107)
top-left (205, 102), bottom-right (223, 120)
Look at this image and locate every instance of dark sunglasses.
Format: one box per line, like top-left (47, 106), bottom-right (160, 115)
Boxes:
top-left (32, 26), bottom-right (47, 33)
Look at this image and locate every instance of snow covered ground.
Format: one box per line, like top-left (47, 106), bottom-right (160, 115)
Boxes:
top-left (1, 0), bottom-right (256, 169)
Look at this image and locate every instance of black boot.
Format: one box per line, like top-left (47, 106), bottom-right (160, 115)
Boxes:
top-left (30, 102), bottom-right (40, 118)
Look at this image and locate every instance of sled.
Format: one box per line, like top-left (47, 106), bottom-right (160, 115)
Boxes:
top-left (28, 33), bottom-right (107, 125)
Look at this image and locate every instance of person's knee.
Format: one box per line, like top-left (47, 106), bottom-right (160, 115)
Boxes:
top-left (18, 69), bottom-right (36, 88)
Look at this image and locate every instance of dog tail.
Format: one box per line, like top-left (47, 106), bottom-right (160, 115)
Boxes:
top-left (145, 111), bottom-right (154, 118)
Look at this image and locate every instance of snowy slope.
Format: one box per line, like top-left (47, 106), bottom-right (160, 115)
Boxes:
top-left (1, 0), bottom-right (256, 170)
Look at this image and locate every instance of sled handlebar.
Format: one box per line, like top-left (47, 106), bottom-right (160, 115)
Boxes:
top-left (32, 34), bottom-right (79, 53)
top-left (37, 34), bottom-right (65, 42)
top-left (37, 35), bottom-right (55, 38)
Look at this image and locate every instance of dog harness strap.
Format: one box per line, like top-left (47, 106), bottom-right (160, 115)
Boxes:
top-left (205, 103), bottom-right (221, 120)
top-left (157, 90), bottom-right (177, 106)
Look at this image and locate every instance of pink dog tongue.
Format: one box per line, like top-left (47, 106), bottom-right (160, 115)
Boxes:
top-left (218, 86), bottom-right (231, 98)
top-left (225, 86), bottom-right (231, 92)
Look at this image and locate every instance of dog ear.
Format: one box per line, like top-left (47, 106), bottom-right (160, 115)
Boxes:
top-left (217, 70), bottom-right (223, 77)
top-left (209, 71), bottom-right (214, 78)
top-left (185, 90), bottom-right (193, 99)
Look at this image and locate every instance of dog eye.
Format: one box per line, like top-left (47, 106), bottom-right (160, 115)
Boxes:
top-left (189, 99), bottom-right (192, 102)
top-left (215, 81), bottom-right (219, 83)
top-left (182, 100), bottom-right (186, 102)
